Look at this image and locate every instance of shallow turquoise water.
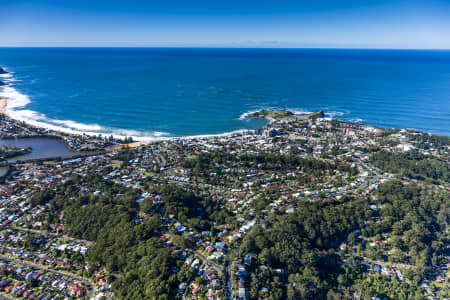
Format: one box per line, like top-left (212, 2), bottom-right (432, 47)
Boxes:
top-left (0, 48), bottom-right (449, 138)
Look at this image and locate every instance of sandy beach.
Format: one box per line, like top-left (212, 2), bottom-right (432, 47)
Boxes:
top-left (108, 141), bottom-right (149, 150)
top-left (0, 97), bottom-right (10, 117)
top-left (0, 97), bottom-right (6, 110)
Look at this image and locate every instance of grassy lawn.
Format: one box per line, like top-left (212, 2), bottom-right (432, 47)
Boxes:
top-left (252, 109), bottom-right (324, 121)
top-left (110, 160), bottom-right (123, 168)
top-left (431, 281), bottom-right (444, 289)
top-left (137, 170), bottom-right (154, 176)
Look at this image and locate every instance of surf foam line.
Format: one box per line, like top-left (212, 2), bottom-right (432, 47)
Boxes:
top-left (348, 118), bottom-right (364, 123)
top-left (0, 84), bottom-right (258, 142)
top-left (239, 110), bottom-right (263, 120)
top-left (0, 73), bottom-right (12, 79)
top-left (2, 83), bottom-right (367, 142)
top-left (0, 86), bottom-right (31, 109)
top-left (0, 84), bottom-right (175, 141)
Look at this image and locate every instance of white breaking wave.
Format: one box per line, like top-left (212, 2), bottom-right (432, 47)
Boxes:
top-left (0, 82), bottom-right (252, 142)
top-left (2, 81), bottom-right (324, 142)
top-left (0, 86), bottom-right (31, 109)
top-left (0, 73), bottom-right (12, 79)
top-left (349, 118), bottom-right (364, 123)
top-left (5, 109), bottom-right (101, 135)
top-left (325, 111), bottom-right (345, 118)
top-left (238, 110), bottom-right (261, 120)
top-left (291, 109), bottom-right (313, 115)
top-left (51, 119), bottom-right (103, 132)
top-left (0, 84), bottom-right (174, 141)
top-left (5, 107), bottom-right (173, 142)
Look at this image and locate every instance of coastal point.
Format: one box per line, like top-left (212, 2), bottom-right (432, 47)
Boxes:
top-left (0, 96), bottom-right (448, 299)
top-left (0, 0), bottom-right (449, 297)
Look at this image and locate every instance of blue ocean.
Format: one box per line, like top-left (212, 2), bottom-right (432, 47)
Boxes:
top-left (0, 48), bottom-right (449, 139)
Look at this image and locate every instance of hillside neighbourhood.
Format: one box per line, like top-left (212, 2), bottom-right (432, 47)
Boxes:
top-left (0, 110), bottom-right (448, 300)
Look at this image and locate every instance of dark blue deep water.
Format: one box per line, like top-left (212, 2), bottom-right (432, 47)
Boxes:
top-left (0, 48), bottom-right (449, 139)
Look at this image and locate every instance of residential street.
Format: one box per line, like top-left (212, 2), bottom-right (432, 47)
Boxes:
top-left (0, 256), bottom-right (94, 298)
top-left (192, 250), bottom-right (223, 273)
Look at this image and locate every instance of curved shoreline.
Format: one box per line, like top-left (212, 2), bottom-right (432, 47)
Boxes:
top-left (0, 67), bottom-right (332, 141)
top-left (1, 66), bottom-right (448, 141)
top-left (0, 67), bottom-right (270, 142)
top-left (0, 83), bottom-right (265, 142)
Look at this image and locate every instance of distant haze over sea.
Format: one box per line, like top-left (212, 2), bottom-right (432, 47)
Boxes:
top-left (0, 48), bottom-right (449, 139)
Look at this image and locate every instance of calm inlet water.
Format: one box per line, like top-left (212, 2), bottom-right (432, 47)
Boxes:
top-left (0, 138), bottom-right (78, 162)
top-left (0, 167), bottom-right (8, 177)
top-left (0, 48), bottom-right (449, 138)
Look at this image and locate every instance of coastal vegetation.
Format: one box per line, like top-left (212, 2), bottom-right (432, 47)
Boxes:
top-left (0, 107), bottom-right (448, 299)
top-left (40, 175), bottom-right (182, 299)
top-left (0, 145), bottom-right (32, 160)
top-left (239, 179), bottom-right (448, 299)
top-left (372, 150), bottom-right (449, 183)
top-left (249, 109), bottom-right (325, 121)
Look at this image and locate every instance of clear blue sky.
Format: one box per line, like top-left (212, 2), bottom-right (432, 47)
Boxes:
top-left (1, 0), bottom-right (449, 49)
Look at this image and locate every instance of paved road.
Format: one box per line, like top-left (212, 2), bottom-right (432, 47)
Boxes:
top-left (7, 226), bottom-right (93, 246)
top-left (165, 232), bottom-right (223, 273)
top-left (364, 258), bottom-right (414, 270)
top-left (192, 250), bottom-right (223, 273)
top-left (155, 153), bottom-right (167, 167)
top-left (224, 260), bottom-right (233, 300)
top-left (0, 255), bottom-right (94, 298)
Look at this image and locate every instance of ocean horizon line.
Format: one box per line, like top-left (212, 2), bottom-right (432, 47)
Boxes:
top-left (1, 46), bottom-right (450, 51)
